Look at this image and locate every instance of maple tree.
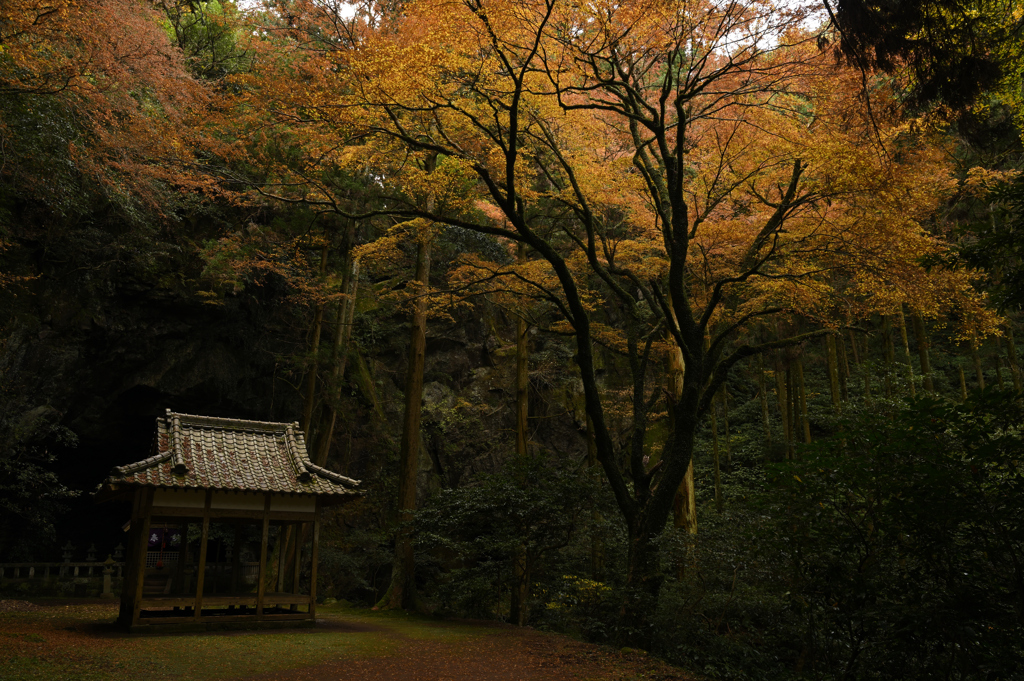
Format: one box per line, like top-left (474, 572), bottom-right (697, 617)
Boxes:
top-left (0, 0), bottom-right (213, 234)
top-left (221, 0), bottom-right (1004, 634)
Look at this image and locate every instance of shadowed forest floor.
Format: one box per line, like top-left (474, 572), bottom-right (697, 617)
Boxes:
top-left (0, 600), bottom-right (693, 680)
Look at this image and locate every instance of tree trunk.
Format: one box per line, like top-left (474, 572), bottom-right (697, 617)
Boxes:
top-left (301, 242), bottom-right (330, 438)
top-left (796, 354), bottom-right (811, 444)
top-left (758, 353), bottom-right (772, 444)
top-left (669, 330), bottom-right (697, 534)
top-left (378, 232), bottom-right (432, 611)
top-left (883, 315), bottom-right (895, 397)
top-left (587, 415), bottom-right (607, 575)
top-left (897, 306), bottom-right (916, 398)
top-left (711, 392), bottom-right (722, 513)
top-left (622, 526), bottom-right (663, 645)
top-left (721, 385), bottom-right (731, 465)
top-left (788, 363), bottom-right (799, 456)
top-left (775, 353), bottom-right (792, 460)
top-left (838, 333), bottom-right (850, 402)
top-left (826, 334), bottom-right (841, 413)
top-left (848, 329), bottom-right (860, 365)
top-left (510, 242), bottom-right (531, 626)
top-left (1008, 327), bottom-right (1022, 392)
top-left (911, 311), bottom-right (934, 392)
top-left (315, 252), bottom-right (360, 466)
top-left (959, 365), bottom-right (968, 400)
top-left (515, 242), bottom-right (530, 459)
top-left (971, 332), bottom-right (986, 390)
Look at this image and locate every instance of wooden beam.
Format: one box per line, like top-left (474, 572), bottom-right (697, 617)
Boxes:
top-left (310, 498), bottom-right (321, 620)
top-left (150, 507), bottom-right (316, 522)
top-left (256, 494), bottom-right (271, 618)
top-left (193, 491), bottom-right (212, 621)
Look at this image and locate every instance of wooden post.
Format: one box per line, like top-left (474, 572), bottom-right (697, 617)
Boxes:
top-left (128, 488), bottom-right (153, 628)
top-left (277, 526), bottom-right (289, 593)
top-left (292, 524), bottom-right (302, 596)
top-left (256, 494), bottom-right (271, 618)
top-left (193, 490), bottom-right (212, 621)
top-left (310, 499), bottom-right (321, 620)
top-left (174, 521), bottom-right (188, 601)
top-left (290, 523), bottom-right (303, 611)
top-left (230, 524), bottom-right (242, 596)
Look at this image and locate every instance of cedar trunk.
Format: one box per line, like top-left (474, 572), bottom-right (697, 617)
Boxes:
top-left (380, 236), bottom-right (431, 611)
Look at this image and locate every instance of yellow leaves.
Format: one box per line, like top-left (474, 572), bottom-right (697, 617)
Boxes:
top-left (963, 167), bottom-right (1022, 197)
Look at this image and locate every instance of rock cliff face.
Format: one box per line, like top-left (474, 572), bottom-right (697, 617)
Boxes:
top-left (0, 233), bottom-right (587, 560)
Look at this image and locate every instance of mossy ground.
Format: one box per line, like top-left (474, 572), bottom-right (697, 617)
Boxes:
top-left (0, 600), bottom-right (694, 681)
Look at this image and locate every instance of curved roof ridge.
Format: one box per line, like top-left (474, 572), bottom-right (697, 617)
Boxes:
top-left (169, 410), bottom-right (292, 431)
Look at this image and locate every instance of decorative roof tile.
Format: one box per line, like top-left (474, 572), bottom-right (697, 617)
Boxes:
top-left (102, 410), bottom-right (360, 497)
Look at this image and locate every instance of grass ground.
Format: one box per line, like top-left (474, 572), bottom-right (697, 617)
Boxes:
top-left (0, 599), bottom-right (693, 681)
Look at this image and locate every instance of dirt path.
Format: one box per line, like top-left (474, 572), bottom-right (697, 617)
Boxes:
top-left (1, 600), bottom-right (693, 681)
top-left (237, 620), bottom-right (688, 681)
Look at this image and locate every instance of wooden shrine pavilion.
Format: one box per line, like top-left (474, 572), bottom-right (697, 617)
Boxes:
top-left (95, 410), bottom-right (360, 632)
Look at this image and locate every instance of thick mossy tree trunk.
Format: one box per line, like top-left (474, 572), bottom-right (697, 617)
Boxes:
top-left (670, 335), bottom-right (697, 535)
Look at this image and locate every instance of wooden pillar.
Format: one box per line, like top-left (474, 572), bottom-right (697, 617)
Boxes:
top-left (193, 490), bottom-right (212, 621)
top-left (173, 521), bottom-right (188, 602)
top-left (277, 526), bottom-right (289, 593)
top-left (310, 499), bottom-right (321, 620)
top-left (230, 524), bottom-right (242, 597)
top-left (290, 522), bottom-right (303, 611)
top-left (256, 494), bottom-right (271, 618)
top-left (292, 524), bottom-right (303, 595)
top-left (126, 488), bottom-right (153, 628)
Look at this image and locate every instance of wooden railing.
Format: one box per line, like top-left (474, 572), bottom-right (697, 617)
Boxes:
top-left (0, 562), bottom-right (124, 580)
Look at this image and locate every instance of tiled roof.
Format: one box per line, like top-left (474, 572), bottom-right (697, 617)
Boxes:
top-left (103, 410), bottom-right (360, 496)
